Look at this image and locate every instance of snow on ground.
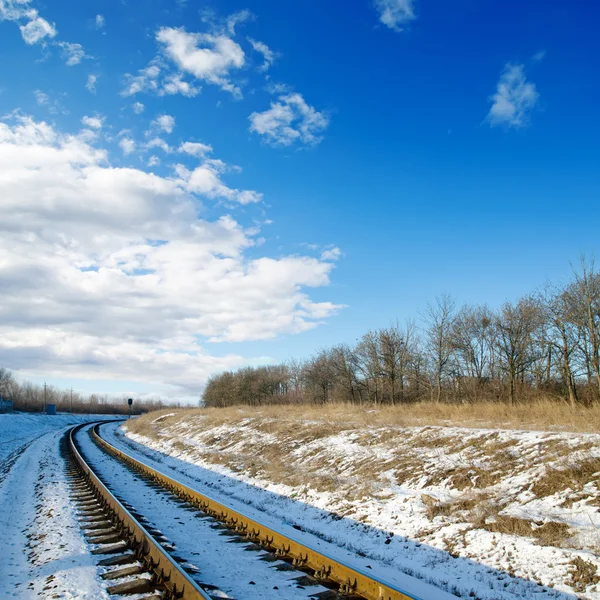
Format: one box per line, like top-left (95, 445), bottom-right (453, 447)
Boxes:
top-left (0, 413), bottom-right (118, 599)
top-left (110, 414), bottom-right (600, 599)
top-left (0, 412), bottom-right (116, 468)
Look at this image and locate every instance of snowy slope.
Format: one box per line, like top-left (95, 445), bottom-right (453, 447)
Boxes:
top-left (0, 413), bottom-right (121, 492)
top-left (0, 413), bottom-right (119, 462)
top-left (121, 412), bottom-right (600, 600)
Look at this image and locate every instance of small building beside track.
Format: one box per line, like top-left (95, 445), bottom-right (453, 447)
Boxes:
top-left (0, 396), bottom-right (13, 413)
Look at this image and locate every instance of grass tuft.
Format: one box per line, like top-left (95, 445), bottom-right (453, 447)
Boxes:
top-left (531, 458), bottom-right (600, 498)
top-left (569, 557), bottom-right (600, 592)
top-left (482, 516), bottom-right (572, 546)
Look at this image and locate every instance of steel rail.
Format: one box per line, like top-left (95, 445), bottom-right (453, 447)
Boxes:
top-left (92, 423), bottom-right (424, 600)
top-left (68, 423), bottom-right (213, 600)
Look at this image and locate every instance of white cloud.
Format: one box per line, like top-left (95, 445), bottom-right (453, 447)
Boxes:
top-left (95, 14), bottom-right (104, 29)
top-left (146, 137), bottom-right (172, 153)
top-left (57, 41), bottom-right (88, 66)
top-left (159, 73), bottom-right (202, 98)
top-left (33, 89), bottom-right (65, 115)
top-left (121, 26), bottom-right (243, 99)
top-left (151, 114), bottom-right (176, 134)
top-left (33, 89), bottom-right (49, 105)
top-left (0, 0), bottom-right (29, 20)
top-left (0, 1), bottom-right (56, 45)
top-left (487, 63), bottom-right (539, 128)
top-left (156, 27), bottom-right (245, 97)
top-left (321, 247), bottom-right (342, 261)
top-left (162, 72), bottom-right (200, 97)
top-left (176, 161), bottom-right (262, 205)
top-left (132, 102), bottom-right (145, 114)
top-left (532, 50), bottom-right (546, 63)
top-left (122, 62), bottom-right (161, 96)
top-left (0, 115), bottom-right (342, 395)
top-left (122, 62), bottom-right (201, 98)
top-left (226, 9), bottom-right (253, 35)
top-left (374, 0), bottom-right (416, 32)
top-left (119, 137), bottom-right (136, 154)
top-left (179, 141), bottom-right (213, 158)
top-left (248, 38), bottom-right (277, 72)
top-left (20, 15), bottom-right (56, 44)
top-left (86, 74), bottom-right (98, 93)
top-left (147, 155), bottom-right (160, 167)
top-left (249, 93), bottom-right (329, 147)
top-left (81, 115), bottom-right (103, 130)
top-left (265, 81), bottom-right (292, 95)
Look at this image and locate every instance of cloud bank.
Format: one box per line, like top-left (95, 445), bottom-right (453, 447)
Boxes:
top-left (0, 115), bottom-right (342, 395)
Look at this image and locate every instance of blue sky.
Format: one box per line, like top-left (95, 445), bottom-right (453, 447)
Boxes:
top-left (0, 0), bottom-right (598, 401)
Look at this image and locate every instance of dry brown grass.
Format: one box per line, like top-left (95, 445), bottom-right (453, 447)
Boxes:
top-left (481, 437), bottom-right (519, 455)
top-left (128, 403), bottom-right (599, 503)
top-left (125, 402), bottom-right (600, 563)
top-left (419, 492), bottom-right (576, 552)
top-left (134, 399), bottom-right (600, 434)
top-left (385, 455), bottom-right (423, 484)
top-left (531, 458), bottom-right (600, 498)
top-left (131, 415), bottom-right (360, 494)
top-left (482, 515), bottom-right (572, 546)
top-left (422, 492), bottom-right (490, 520)
top-left (412, 434), bottom-right (458, 448)
top-left (253, 418), bottom-right (353, 440)
top-left (425, 465), bottom-right (504, 490)
top-left (569, 557), bottom-right (600, 592)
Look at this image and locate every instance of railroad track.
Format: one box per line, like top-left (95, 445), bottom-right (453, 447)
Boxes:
top-left (67, 422), bottom-right (427, 600)
top-left (66, 423), bottom-right (212, 599)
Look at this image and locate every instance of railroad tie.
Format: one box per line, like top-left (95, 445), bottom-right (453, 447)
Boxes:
top-left (106, 578), bottom-right (153, 595)
top-left (101, 564), bottom-right (145, 580)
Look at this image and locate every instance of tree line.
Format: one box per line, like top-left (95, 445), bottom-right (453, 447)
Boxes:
top-left (0, 368), bottom-right (176, 415)
top-left (203, 259), bottom-right (600, 408)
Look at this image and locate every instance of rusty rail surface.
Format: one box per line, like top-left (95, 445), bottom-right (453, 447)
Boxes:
top-left (92, 423), bottom-right (423, 600)
top-left (68, 424), bottom-right (213, 600)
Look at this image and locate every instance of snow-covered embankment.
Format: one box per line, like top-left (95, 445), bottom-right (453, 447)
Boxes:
top-left (119, 410), bottom-right (600, 600)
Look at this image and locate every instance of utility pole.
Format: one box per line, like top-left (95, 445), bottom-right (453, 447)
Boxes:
top-left (70, 388), bottom-right (73, 414)
top-left (43, 382), bottom-right (47, 414)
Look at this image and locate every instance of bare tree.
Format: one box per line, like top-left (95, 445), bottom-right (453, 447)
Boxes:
top-left (329, 344), bottom-right (360, 403)
top-left (451, 305), bottom-right (494, 400)
top-left (452, 305), bottom-right (493, 380)
top-left (540, 285), bottom-right (579, 406)
top-left (0, 367), bottom-right (166, 414)
top-left (355, 330), bottom-right (383, 404)
top-left (423, 295), bottom-right (456, 402)
top-left (570, 257), bottom-right (600, 401)
top-left (286, 358), bottom-right (304, 398)
top-left (0, 368), bottom-right (15, 398)
top-left (302, 350), bottom-right (336, 403)
top-left (378, 325), bottom-right (403, 404)
top-left (398, 320), bottom-right (419, 401)
top-left (494, 297), bottom-right (543, 404)
top-left (199, 260), bottom-right (600, 409)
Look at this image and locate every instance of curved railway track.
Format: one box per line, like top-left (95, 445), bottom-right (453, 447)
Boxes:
top-left (67, 422), bottom-right (213, 599)
top-left (67, 421), bottom-right (430, 600)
